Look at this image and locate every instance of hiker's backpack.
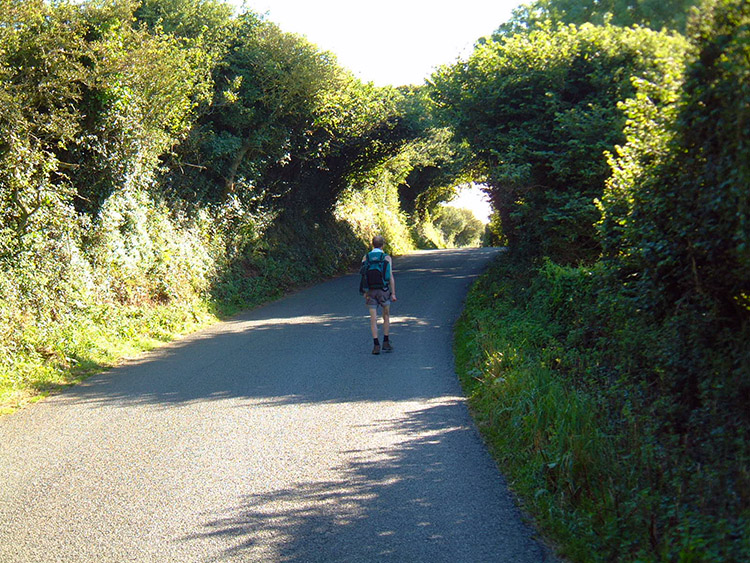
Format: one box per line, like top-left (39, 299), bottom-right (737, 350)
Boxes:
top-left (359, 250), bottom-right (391, 293)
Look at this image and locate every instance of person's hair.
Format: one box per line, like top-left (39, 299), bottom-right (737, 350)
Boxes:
top-left (372, 235), bottom-right (385, 248)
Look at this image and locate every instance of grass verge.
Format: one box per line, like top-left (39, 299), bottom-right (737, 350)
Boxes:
top-left (454, 255), bottom-right (749, 561)
top-left (454, 261), bottom-right (605, 560)
top-left (0, 299), bottom-right (218, 415)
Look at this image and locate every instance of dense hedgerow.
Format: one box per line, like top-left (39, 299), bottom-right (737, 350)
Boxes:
top-left (430, 22), bottom-right (688, 264)
top-left (0, 0), bottom-right (445, 411)
top-left (457, 255), bottom-right (748, 561)
top-left (453, 0), bottom-right (749, 560)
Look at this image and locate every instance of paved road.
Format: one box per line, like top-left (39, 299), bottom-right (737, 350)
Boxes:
top-left (0, 248), bottom-right (553, 562)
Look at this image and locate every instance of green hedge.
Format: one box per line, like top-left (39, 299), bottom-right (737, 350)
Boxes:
top-left (456, 256), bottom-right (748, 561)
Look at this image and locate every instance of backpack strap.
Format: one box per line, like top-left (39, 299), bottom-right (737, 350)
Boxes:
top-left (376, 252), bottom-right (390, 290)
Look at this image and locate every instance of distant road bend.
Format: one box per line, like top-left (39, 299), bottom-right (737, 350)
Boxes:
top-left (0, 248), bottom-right (554, 562)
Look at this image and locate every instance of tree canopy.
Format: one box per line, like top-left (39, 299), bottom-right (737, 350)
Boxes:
top-left (429, 22), bottom-right (688, 263)
top-left (496, 0), bottom-right (701, 35)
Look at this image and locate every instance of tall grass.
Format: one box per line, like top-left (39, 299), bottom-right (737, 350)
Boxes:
top-left (0, 297), bottom-right (218, 414)
top-left (454, 255), bottom-right (749, 561)
top-left (455, 265), bottom-right (619, 560)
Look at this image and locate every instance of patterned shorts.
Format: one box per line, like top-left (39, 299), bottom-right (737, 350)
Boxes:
top-left (365, 289), bottom-right (392, 309)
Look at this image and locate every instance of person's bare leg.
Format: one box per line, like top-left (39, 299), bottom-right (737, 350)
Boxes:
top-left (369, 308), bottom-right (379, 339)
top-left (382, 305), bottom-right (390, 337)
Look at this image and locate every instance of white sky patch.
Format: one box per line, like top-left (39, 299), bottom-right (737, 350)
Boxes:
top-left (443, 183), bottom-right (493, 223)
top-left (234, 0), bottom-right (522, 86)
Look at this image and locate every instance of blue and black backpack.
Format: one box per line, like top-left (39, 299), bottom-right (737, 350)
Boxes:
top-left (359, 250), bottom-right (391, 294)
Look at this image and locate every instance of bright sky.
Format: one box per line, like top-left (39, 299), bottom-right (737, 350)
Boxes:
top-left (235, 0), bottom-right (523, 87)
top-left (232, 0), bottom-right (513, 222)
top-left (444, 184), bottom-right (493, 223)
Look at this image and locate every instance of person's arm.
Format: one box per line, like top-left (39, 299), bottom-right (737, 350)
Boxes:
top-left (362, 255), bottom-right (368, 301)
top-left (387, 257), bottom-right (397, 301)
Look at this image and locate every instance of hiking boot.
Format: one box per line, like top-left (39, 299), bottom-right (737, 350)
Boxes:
top-left (382, 340), bottom-right (393, 352)
top-left (372, 343), bottom-right (381, 355)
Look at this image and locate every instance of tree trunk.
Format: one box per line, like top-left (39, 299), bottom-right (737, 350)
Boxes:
top-left (222, 137), bottom-right (255, 201)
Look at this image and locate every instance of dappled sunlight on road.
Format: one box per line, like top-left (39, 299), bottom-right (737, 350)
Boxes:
top-left (181, 398), bottom-right (542, 562)
top-left (233, 313), bottom-right (354, 330)
top-left (0, 248), bottom-right (549, 562)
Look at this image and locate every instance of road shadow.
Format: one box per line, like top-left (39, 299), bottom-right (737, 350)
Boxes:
top-left (2, 248), bottom-right (556, 562)
top-left (57, 248), bottom-right (505, 410)
top-left (181, 399), bottom-right (550, 562)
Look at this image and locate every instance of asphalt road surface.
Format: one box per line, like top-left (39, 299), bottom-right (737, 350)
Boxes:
top-left (1, 248), bottom-right (554, 562)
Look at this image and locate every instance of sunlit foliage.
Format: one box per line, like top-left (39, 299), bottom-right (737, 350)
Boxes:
top-left (0, 0), bottom-right (427, 409)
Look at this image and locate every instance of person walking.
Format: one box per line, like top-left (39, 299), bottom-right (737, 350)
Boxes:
top-left (359, 235), bottom-right (397, 355)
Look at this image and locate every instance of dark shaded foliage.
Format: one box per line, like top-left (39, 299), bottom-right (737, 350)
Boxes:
top-left (449, 0), bottom-right (750, 559)
top-left (497, 0), bottom-right (700, 36)
top-left (430, 23), bottom-right (687, 263)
